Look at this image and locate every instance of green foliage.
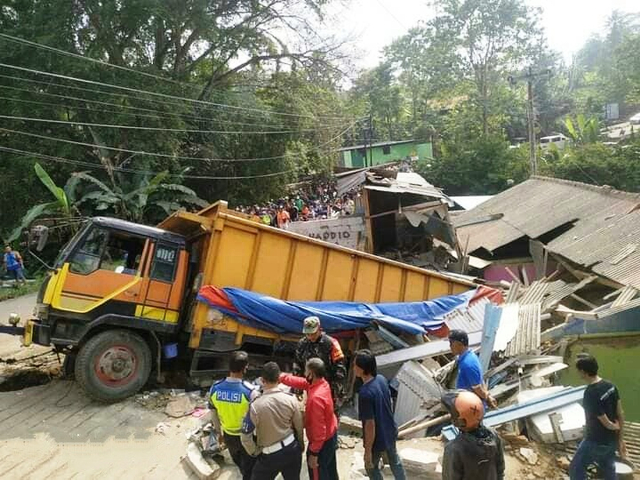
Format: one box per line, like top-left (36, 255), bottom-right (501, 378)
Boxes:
top-left (563, 115), bottom-right (601, 145)
top-left (74, 170), bottom-right (209, 224)
top-left (0, 0), bottom-right (353, 236)
top-left (542, 141), bottom-right (640, 192)
top-left (6, 163), bottom-right (81, 243)
top-left (418, 134), bottom-right (528, 195)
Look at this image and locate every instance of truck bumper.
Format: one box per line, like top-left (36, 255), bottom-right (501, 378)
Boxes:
top-left (0, 320), bottom-right (51, 347)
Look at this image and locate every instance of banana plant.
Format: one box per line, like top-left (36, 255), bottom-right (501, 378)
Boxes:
top-left (74, 170), bottom-right (208, 224)
top-left (7, 163), bottom-right (83, 242)
top-left (564, 114), bottom-right (601, 145)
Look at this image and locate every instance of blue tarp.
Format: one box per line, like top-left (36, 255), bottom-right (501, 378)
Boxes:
top-left (197, 287), bottom-right (476, 335)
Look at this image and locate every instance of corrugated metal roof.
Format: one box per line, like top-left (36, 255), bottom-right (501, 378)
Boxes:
top-left (365, 172), bottom-right (453, 203)
top-left (393, 361), bottom-right (442, 426)
top-left (504, 303), bottom-right (541, 357)
top-left (442, 296), bottom-right (489, 333)
top-left (454, 177), bottom-right (640, 288)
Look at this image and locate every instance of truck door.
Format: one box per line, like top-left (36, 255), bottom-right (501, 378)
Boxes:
top-left (136, 242), bottom-right (188, 325)
top-left (53, 227), bottom-right (147, 315)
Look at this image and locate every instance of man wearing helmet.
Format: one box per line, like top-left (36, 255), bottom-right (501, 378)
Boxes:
top-left (441, 390), bottom-right (505, 480)
top-left (295, 316), bottom-right (346, 410)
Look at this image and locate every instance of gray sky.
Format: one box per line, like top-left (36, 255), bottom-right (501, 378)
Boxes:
top-left (327, 0), bottom-right (640, 69)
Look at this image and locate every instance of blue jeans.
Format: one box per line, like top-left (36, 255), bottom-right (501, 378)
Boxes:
top-left (569, 439), bottom-right (616, 480)
top-left (365, 443), bottom-right (406, 480)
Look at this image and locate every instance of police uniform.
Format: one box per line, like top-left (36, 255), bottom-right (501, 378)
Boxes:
top-left (209, 378), bottom-right (257, 480)
top-left (295, 332), bottom-right (346, 408)
top-left (240, 385), bottom-right (304, 480)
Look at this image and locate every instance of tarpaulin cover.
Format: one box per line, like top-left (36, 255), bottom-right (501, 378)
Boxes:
top-left (197, 286), bottom-right (480, 335)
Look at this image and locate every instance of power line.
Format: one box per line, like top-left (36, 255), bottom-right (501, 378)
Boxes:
top-left (0, 73), bottom-right (343, 127)
top-left (0, 120), bottom-right (359, 166)
top-left (0, 145), bottom-right (298, 180)
top-left (0, 80), bottom-right (316, 129)
top-left (0, 114), bottom-right (345, 135)
top-left (0, 126), bottom-right (351, 163)
top-left (0, 33), bottom-right (283, 106)
top-left (0, 62), bottom-right (351, 121)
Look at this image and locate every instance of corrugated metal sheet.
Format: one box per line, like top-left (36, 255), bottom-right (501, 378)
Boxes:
top-left (504, 303), bottom-right (541, 357)
top-left (597, 296), bottom-right (640, 318)
top-left (393, 361), bottom-right (442, 426)
top-left (454, 176), bottom-right (640, 288)
top-left (441, 296), bottom-right (489, 333)
top-left (611, 285), bottom-right (638, 307)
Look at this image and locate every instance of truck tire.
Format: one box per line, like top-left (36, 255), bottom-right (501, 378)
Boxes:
top-left (75, 329), bottom-right (152, 403)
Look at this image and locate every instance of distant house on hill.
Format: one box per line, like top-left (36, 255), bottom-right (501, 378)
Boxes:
top-left (338, 139), bottom-right (432, 168)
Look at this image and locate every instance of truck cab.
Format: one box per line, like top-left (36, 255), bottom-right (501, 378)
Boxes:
top-left (30, 217), bottom-right (189, 401)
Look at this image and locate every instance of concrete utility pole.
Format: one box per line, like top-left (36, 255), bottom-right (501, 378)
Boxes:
top-left (509, 68), bottom-right (551, 177)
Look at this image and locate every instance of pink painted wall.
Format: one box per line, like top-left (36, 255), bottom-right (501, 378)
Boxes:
top-left (483, 261), bottom-right (556, 283)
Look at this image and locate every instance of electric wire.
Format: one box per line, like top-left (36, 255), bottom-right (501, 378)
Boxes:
top-left (0, 62), bottom-right (351, 120)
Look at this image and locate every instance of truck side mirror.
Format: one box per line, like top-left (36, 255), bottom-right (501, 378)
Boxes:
top-left (29, 225), bottom-right (49, 252)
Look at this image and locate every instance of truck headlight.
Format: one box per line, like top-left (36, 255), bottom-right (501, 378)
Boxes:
top-left (33, 304), bottom-right (49, 319)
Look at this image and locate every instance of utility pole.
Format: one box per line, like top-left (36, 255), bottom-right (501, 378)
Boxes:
top-left (367, 112), bottom-right (374, 168)
top-left (509, 68), bottom-right (551, 177)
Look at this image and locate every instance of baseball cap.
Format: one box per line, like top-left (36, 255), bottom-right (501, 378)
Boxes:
top-left (302, 316), bottom-right (320, 334)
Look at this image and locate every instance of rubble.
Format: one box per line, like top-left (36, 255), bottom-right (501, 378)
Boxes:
top-left (165, 394), bottom-right (197, 418)
top-left (182, 441), bottom-right (222, 480)
top-left (398, 448), bottom-right (440, 477)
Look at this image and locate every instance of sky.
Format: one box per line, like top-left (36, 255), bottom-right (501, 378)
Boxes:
top-left (327, 0), bottom-right (640, 69)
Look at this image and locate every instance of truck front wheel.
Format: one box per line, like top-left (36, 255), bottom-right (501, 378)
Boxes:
top-left (75, 329), bottom-right (152, 403)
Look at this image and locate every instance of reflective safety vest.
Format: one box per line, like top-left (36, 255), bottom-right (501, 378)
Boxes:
top-left (209, 378), bottom-right (255, 435)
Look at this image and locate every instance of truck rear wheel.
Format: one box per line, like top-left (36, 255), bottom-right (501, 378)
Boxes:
top-left (75, 329), bottom-right (152, 403)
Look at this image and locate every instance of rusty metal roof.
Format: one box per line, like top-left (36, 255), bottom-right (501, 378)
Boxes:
top-left (454, 177), bottom-right (640, 288)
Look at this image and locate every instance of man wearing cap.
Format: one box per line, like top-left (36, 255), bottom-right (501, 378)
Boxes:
top-left (295, 316), bottom-right (346, 411)
top-left (448, 329), bottom-right (497, 409)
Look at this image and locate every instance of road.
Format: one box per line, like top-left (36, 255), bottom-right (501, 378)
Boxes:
top-left (0, 294), bottom-right (48, 360)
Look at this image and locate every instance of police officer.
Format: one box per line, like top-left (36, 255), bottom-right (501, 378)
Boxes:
top-left (295, 316), bottom-right (346, 410)
top-left (241, 361), bottom-right (305, 480)
top-left (209, 351), bottom-right (258, 480)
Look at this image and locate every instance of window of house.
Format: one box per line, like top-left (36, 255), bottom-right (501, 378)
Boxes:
top-left (382, 145), bottom-right (391, 155)
top-left (150, 244), bottom-right (178, 282)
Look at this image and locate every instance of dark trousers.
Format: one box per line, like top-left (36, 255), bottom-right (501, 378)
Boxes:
top-left (251, 440), bottom-right (302, 480)
top-left (569, 439), bottom-right (616, 480)
top-left (308, 431), bottom-right (339, 480)
top-left (224, 432), bottom-right (256, 480)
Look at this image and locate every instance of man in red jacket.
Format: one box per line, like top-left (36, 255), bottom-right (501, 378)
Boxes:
top-left (280, 358), bottom-right (339, 480)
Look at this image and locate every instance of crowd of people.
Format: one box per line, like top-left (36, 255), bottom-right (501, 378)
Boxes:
top-left (235, 182), bottom-right (358, 229)
top-left (207, 316), bottom-right (406, 480)
top-left (207, 320), bottom-right (627, 480)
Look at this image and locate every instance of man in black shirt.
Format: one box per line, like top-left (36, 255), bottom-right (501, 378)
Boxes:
top-left (569, 354), bottom-right (627, 480)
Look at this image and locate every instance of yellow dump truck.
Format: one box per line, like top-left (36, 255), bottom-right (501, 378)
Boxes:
top-left (7, 201), bottom-right (473, 401)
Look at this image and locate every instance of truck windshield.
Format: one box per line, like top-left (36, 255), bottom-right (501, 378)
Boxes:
top-left (54, 221), bottom-right (92, 269)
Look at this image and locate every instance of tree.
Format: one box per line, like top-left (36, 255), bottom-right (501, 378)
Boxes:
top-left (428, 0), bottom-right (543, 135)
top-left (0, 0), bottom-right (354, 235)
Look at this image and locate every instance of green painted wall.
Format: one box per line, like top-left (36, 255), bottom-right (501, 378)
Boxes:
top-left (340, 141), bottom-right (432, 167)
top-left (559, 336), bottom-right (640, 422)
